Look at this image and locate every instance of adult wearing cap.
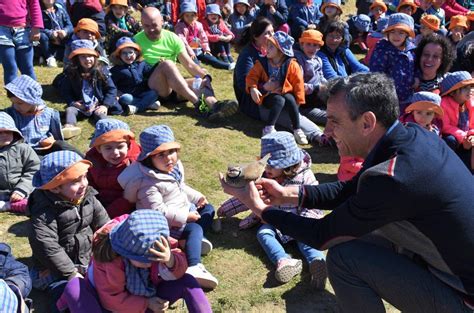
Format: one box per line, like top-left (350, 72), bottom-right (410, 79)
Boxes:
top-left (28, 150), bottom-right (110, 313)
top-left (222, 72), bottom-right (474, 312)
top-left (135, 7), bottom-right (239, 121)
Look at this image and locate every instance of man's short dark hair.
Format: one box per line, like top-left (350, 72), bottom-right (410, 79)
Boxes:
top-left (328, 73), bottom-right (399, 128)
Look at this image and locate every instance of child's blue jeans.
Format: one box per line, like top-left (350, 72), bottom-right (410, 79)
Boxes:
top-left (0, 26), bottom-right (36, 84)
top-left (196, 52), bottom-right (230, 70)
top-left (118, 90), bottom-right (159, 112)
top-left (257, 223), bottom-right (325, 265)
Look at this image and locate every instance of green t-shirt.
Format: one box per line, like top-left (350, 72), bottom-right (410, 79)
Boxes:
top-left (134, 29), bottom-right (185, 65)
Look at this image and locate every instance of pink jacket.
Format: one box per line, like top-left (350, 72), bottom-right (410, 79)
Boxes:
top-left (203, 19), bottom-right (234, 43)
top-left (0, 0), bottom-right (43, 28)
top-left (91, 239), bottom-right (187, 313)
top-left (441, 95), bottom-right (474, 143)
top-left (441, 0), bottom-right (468, 20)
top-left (337, 156), bottom-right (364, 182)
top-left (174, 20), bottom-right (211, 57)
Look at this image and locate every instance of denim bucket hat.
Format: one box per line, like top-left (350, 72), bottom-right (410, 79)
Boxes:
top-left (234, 0), bottom-right (250, 7)
top-left (33, 150), bottom-right (92, 190)
top-left (180, 1), bottom-right (198, 15)
top-left (261, 132), bottom-right (305, 169)
top-left (405, 91), bottom-right (443, 117)
top-left (268, 31), bottom-right (295, 57)
top-left (109, 209), bottom-right (170, 263)
top-left (206, 4), bottom-right (222, 17)
top-left (0, 112), bottom-right (23, 139)
top-left (112, 36), bottom-right (141, 58)
top-left (90, 118), bottom-right (135, 148)
top-left (440, 71), bottom-right (474, 96)
top-left (4, 75), bottom-right (45, 109)
top-left (68, 39), bottom-right (99, 60)
top-left (372, 16), bottom-right (389, 38)
top-left (354, 14), bottom-right (372, 32)
top-left (383, 13), bottom-right (415, 38)
top-left (138, 125), bottom-right (181, 161)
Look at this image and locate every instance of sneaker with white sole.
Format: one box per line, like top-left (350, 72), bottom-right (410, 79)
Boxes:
top-left (262, 125), bottom-right (276, 137)
top-left (201, 238), bottom-right (213, 256)
top-left (186, 263), bottom-right (218, 289)
top-left (309, 258), bottom-right (327, 290)
top-left (275, 258), bottom-right (302, 283)
top-left (149, 100), bottom-right (161, 110)
top-left (46, 56), bottom-right (58, 68)
top-left (127, 105), bottom-right (138, 115)
top-left (293, 129), bottom-right (308, 145)
top-left (62, 126), bottom-right (82, 140)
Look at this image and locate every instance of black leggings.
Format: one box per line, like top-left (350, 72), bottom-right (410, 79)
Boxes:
top-left (262, 93), bottom-right (300, 129)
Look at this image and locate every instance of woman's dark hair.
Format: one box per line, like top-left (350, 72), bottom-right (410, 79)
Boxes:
top-left (65, 54), bottom-right (107, 83)
top-left (320, 21), bottom-right (351, 75)
top-left (235, 17), bottom-right (273, 52)
top-left (415, 34), bottom-right (454, 76)
top-left (92, 230), bottom-right (118, 263)
top-left (322, 21), bottom-right (347, 46)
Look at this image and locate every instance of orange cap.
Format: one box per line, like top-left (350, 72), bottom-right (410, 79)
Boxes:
top-left (370, 0), bottom-right (388, 12)
top-left (449, 15), bottom-right (468, 30)
top-left (420, 14), bottom-right (440, 31)
top-left (74, 18), bottom-right (101, 39)
top-left (397, 0), bottom-right (418, 13)
top-left (299, 29), bottom-right (324, 46)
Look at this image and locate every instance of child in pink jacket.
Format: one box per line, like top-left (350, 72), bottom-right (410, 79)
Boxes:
top-left (203, 4), bottom-right (236, 65)
top-left (440, 71), bottom-right (474, 173)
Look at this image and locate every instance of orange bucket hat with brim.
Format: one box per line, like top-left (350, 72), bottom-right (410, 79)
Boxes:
top-left (68, 39), bottom-right (99, 60)
top-left (383, 13), bottom-right (416, 38)
top-left (405, 91), bottom-right (443, 117)
top-left (420, 14), bottom-right (440, 31)
top-left (370, 0), bottom-right (388, 13)
top-left (449, 15), bottom-right (468, 30)
top-left (299, 29), bottom-right (324, 46)
top-left (397, 0), bottom-right (418, 13)
top-left (439, 71), bottom-right (474, 96)
top-left (74, 18), bottom-right (101, 39)
top-left (33, 151), bottom-right (92, 190)
top-left (321, 0), bottom-right (342, 15)
top-left (112, 36), bottom-right (141, 58)
top-left (467, 11), bottom-right (474, 22)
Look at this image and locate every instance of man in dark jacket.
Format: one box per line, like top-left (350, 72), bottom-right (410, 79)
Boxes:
top-left (222, 72), bottom-right (474, 312)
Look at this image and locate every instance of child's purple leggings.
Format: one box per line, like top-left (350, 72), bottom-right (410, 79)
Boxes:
top-left (57, 274), bottom-right (212, 313)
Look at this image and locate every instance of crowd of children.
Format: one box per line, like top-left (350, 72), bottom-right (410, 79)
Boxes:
top-left (0, 0), bottom-right (473, 311)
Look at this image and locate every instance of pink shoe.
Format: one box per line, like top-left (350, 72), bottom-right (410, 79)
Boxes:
top-left (9, 198), bottom-right (28, 214)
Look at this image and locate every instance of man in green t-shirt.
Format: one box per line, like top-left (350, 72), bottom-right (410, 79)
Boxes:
top-left (134, 7), bottom-right (238, 121)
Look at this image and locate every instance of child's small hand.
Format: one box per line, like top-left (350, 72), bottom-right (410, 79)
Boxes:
top-left (412, 77), bottom-right (420, 90)
top-left (148, 236), bottom-right (172, 266)
top-left (308, 24), bottom-right (317, 29)
top-left (72, 101), bottom-right (84, 110)
top-left (10, 192), bottom-right (24, 203)
top-left (463, 135), bottom-right (474, 150)
top-left (269, 4), bottom-right (276, 14)
top-left (250, 88), bottom-right (262, 104)
top-left (57, 30), bottom-right (67, 39)
top-left (95, 105), bottom-right (108, 115)
top-left (263, 79), bottom-right (280, 93)
top-left (197, 196), bottom-right (208, 209)
top-left (187, 211), bottom-right (201, 222)
top-left (30, 27), bottom-right (40, 42)
top-left (147, 296), bottom-right (169, 313)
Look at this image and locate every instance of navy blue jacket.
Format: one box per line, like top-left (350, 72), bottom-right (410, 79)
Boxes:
top-left (110, 61), bottom-right (154, 96)
top-left (289, 3), bottom-right (322, 30)
top-left (0, 243), bottom-right (31, 298)
top-left (263, 122), bottom-right (474, 296)
top-left (257, 0), bottom-right (289, 28)
top-left (40, 4), bottom-right (73, 39)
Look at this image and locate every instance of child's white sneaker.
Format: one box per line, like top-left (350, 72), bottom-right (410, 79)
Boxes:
top-left (46, 56), bottom-right (58, 68)
top-left (186, 263), bottom-right (218, 289)
top-left (201, 238), bottom-right (213, 256)
top-left (0, 201), bottom-right (10, 212)
top-left (62, 125), bottom-right (82, 140)
top-left (262, 125), bottom-right (276, 137)
top-left (228, 62), bottom-right (236, 71)
top-left (149, 100), bottom-right (161, 110)
top-left (127, 105), bottom-right (138, 115)
top-left (293, 129), bottom-right (308, 145)
top-left (275, 258), bottom-right (302, 283)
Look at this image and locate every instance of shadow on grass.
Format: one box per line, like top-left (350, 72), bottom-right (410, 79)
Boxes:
top-left (41, 84), bottom-right (63, 105)
top-left (315, 173), bottom-right (338, 184)
top-left (8, 219), bottom-right (30, 237)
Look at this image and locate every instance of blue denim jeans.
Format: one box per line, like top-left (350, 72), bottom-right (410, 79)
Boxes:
top-left (257, 224), bottom-right (325, 265)
top-left (38, 32), bottom-right (65, 60)
top-left (118, 90), bottom-right (159, 112)
top-left (327, 239), bottom-right (472, 313)
top-left (197, 52), bottom-right (230, 70)
top-left (0, 26), bottom-right (36, 84)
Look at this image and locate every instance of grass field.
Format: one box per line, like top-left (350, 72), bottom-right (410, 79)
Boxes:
top-left (0, 1), bottom-right (401, 311)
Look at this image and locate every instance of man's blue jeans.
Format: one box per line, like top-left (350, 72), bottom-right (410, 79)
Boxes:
top-left (257, 224), bottom-right (325, 265)
top-left (327, 239), bottom-right (472, 313)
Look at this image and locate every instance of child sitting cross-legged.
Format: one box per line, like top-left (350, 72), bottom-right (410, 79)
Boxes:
top-left (28, 151), bottom-right (110, 313)
top-left (400, 91), bottom-right (444, 135)
top-left (118, 125), bottom-right (218, 290)
top-left (86, 118), bottom-right (141, 218)
top-left (0, 112), bottom-right (39, 214)
top-left (228, 0), bottom-right (256, 42)
top-left (218, 132), bottom-right (327, 288)
top-left (203, 4), bottom-right (236, 66)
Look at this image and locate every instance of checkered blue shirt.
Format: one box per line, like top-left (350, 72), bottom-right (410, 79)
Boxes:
top-left (0, 279), bottom-right (18, 313)
top-left (5, 106), bottom-right (64, 150)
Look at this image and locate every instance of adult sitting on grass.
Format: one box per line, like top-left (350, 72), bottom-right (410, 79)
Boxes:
top-left (134, 7), bottom-right (238, 122)
top-left (222, 72), bottom-right (474, 312)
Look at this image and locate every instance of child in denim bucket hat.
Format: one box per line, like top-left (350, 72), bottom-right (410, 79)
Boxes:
top-left (118, 125), bottom-right (218, 289)
top-left (247, 31), bottom-right (309, 144)
top-left (28, 150), bottom-right (110, 313)
top-left (228, 0), bottom-right (257, 42)
top-left (218, 131), bottom-right (326, 288)
top-left (203, 4), bottom-right (236, 65)
top-left (85, 118), bottom-right (142, 218)
top-left (61, 209), bottom-right (211, 313)
top-left (5, 75), bottom-right (83, 156)
top-left (0, 112), bottom-right (39, 214)
top-left (400, 91), bottom-right (444, 135)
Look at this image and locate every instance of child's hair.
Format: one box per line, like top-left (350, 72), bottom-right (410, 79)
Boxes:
top-left (92, 231), bottom-right (118, 262)
top-left (140, 156), bottom-right (156, 169)
top-left (282, 163), bottom-right (301, 178)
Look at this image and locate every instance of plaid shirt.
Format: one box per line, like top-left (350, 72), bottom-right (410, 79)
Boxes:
top-left (0, 279), bottom-right (18, 313)
top-left (5, 107), bottom-right (64, 150)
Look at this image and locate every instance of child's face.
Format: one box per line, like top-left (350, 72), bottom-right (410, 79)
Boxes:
top-left (419, 0), bottom-right (432, 10)
top-left (301, 42), bottom-right (321, 58)
top-left (111, 4), bottom-right (127, 19)
top-left (398, 5), bottom-right (414, 15)
top-left (388, 29), bottom-right (408, 48)
top-left (76, 29), bottom-right (96, 41)
top-left (51, 174), bottom-right (88, 201)
top-left (0, 131), bottom-right (14, 148)
top-left (79, 54), bottom-right (96, 70)
top-left (420, 24), bottom-right (435, 37)
top-left (324, 6), bottom-right (339, 18)
top-left (266, 41), bottom-right (282, 60)
top-left (264, 164), bottom-right (284, 179)
top-left (452, 85), bottom-right (473, 105)
top-left (371, 6), bottom-right (384, 19)
top-left (207, 14), bottom-right (220, 24)
top-left (451, 26), bottom-right (466, 42)
top-left (413, 110), bottom-right (435, 127)
top-left (98, 141), bottom-right (129, 165)
top-left (432, 0), bottom-right (444, 7)
top-left (235, 3), bottom-right (248, 15)
top-left (11, 97), bottom-right (36, 115)
top-left (182, 12), bottom-right (197, 25)
top-left (151, 148), bottom-right (178, 173)
top-left (41, 0), bottom-right (55, 8)
top-left (120, 47), bottom-right (137, 65)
